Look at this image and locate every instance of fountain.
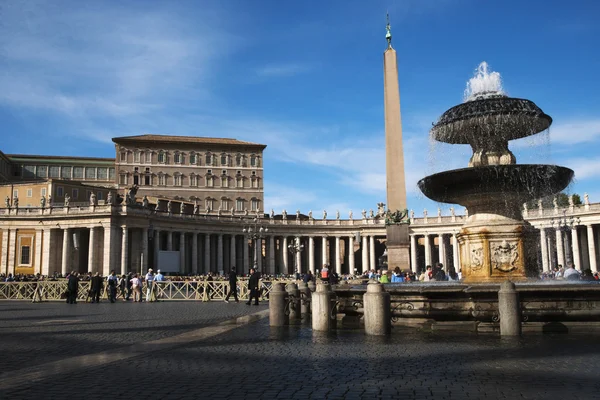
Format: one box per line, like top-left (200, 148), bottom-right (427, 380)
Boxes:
top-left (418, 62), bottom-right (574, 282)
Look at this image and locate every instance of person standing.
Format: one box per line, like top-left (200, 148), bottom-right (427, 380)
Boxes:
top-left (90, 272), bottom-right (103, 303)
top-left (66, 271), bottom-right (79, 304)
top-left (224, 267), bottom-right (239, 303)
top-left (145, 269), bottom-right (155, 302)
top-left (107, 270), bottom-right (118, 303)
top-left (246, 268), bottom-right (260, 306)
top-left (125, 272), bottom-right (133, 301)
top-left (130, 274), bottom-right (142, 302)
top-left (154, 269), bottom-right (164, 301)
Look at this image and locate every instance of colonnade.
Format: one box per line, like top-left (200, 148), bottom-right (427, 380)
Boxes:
top-left (409, 232), bottom-right (461, 273)
top-left (538, 223), bottom-right (598, 273)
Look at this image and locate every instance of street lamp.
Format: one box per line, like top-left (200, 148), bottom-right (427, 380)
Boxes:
top-left (242, 218), bottom-right (268, 269)
top-left (288, 237), bottom-right (305, 276)
top-left (551, 211), bottom-right (581, 265)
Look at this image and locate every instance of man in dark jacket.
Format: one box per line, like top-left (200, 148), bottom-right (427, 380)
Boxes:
top-left (89, 272), bottom-right (103, 303)
top-left (67, 271), bottom-right (79, 304)
top-left (246, 268), bottom-right (260, 305)
top-left (224, 267), bottom-right (239, 303)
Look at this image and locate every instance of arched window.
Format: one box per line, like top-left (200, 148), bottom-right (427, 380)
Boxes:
top-left (221, 176), bottom-right (229, 188)
top-left (205, 198), bottom-right (214, 211)
top-left (189, 152), bottom-right (197, 165)
top-left (251, 177), bottom-right (259, 188)
top-left (205, 153), bottom-right (212, 166)
top-left (236, 198), bottom-right (244, 211)
top-left (220, 154), bottom-right (228, 166)
top-left (236, 176), bottom-right (243, 188)
top-left (206, 175), bottom-right (214, 187)
top-left (158, 151), bottom-right (166, 164)
top-left (250, 198), bottom-right (259, 211)
top-left (235, 154), bottom-right (242, 167)
top-left (174, 152), bottom-right (181, 164)
top-left (221, 197), bottom-right (230, 211)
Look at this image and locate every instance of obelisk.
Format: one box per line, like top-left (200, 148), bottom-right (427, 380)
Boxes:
top-left (383, 15), bottom-right (411, 271)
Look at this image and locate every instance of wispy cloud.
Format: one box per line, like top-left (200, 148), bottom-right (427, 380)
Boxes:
top-left (255, 63), bottom-right (312, 78)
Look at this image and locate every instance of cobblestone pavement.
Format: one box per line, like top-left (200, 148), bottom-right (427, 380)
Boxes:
top-left (2, 302), bottom-right (600, 400)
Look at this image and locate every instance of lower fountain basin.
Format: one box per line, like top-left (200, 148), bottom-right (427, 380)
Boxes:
top-left (418, 164), bottom-right (574, 211)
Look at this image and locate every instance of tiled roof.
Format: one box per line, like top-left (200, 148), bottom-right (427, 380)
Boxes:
top-left (112, 134), bottom-right (267, 149)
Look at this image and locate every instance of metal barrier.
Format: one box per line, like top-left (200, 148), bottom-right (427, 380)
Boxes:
top-left (0, 280), bottom-right (294, 302)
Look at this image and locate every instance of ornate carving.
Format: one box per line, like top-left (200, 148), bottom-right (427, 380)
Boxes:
top-left (491, 240), bottom-right (519, 272)
top-left (470, 245), bottom-right (484, 271)
top-left (385, 209), bottom-right (410, 226)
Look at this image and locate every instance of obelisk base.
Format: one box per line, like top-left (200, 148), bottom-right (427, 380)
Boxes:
top-left (385, 224), bottom-right (411, 271)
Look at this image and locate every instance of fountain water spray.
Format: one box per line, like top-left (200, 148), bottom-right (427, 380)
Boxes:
top-left (464, 61), bottom-right (505, 102)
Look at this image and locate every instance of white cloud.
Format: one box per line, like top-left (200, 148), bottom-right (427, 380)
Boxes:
top-left (550, 120), bottom-right (600, 145)
top-left (255, 63), bottom-right (312, 78)
top-left (264, 183), bottom-right (318, 211)
top-left (564, 157), bottom-right (600, 180)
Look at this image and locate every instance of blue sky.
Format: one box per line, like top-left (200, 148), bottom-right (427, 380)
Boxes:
top-left (1, 0), bottom-right (599, 217)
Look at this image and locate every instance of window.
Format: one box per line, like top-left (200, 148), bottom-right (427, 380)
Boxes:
top-left (236, 199), bottom-right (244, 211)
top-left (145, 152), bottom-right (152, 163)
top-left (73, 189), bottom-right (79, 199)
top-left (36, 165), bottom-right (47, 178)
top-left (221, 154), bottom-right (227, 166)
top-left (221, 176), bottom-right (228, 188)
top-left (190, 174), bottom-right (198, 187)
top-left (134, 151), bottom-right (140, 163)
top-left (250, 155), bottom-right (257, 167)
top-left (252, 178), bottom-right (259, 188)
top-left (27, 189), bottom-right (32, 198)
top-left (57, 186), bottom-right (64, 197)
top-left (158, 151), bottom-right (166, 163)
top-left (49, 166), bottom-right (60, 178)
top-left (251, 199), bottom-right (259, 211)
top-left (97, 168), bottom-right (108, 180)
top-left (120, 151), bottom-right (127, 162)
top-left (205, 198), bottom-right (214, 211)
top-left (73, 166), bottom-right (84, 179)
top-left (221, 198), bottom-right (230, 210)
top-left (174, 174), bottom-right (182, 186)
top-left (206, 176), bottom-right (213, 187)
top-left (13, 189), bottom-right (18, 198)
top-left (41, 188), bottom-right (46, 197)
top-left (120, 174), bottom-right (127, 185)
top-left (108, 168), bottom-right (115, 181)
top-left (235, 155), bottom-right (242, 166)
top-left (145, 174), bottom-right (151, 186)
top-left (189, 153), bottom-right (196, 165)
top-left (236, 177), bottom-right (243, 188)
top-left (97, 192), bottom-right (103, 200)
top-left (85, 167), bottom-right (96, 179)
top-left (61, 166), bottom-right (72, 179)
top-left (205, 153), bottom-right (212, 165)
top-left (20, 245), bottom-right (31, 266)
top-left (23, 165), bottom-right (35, 178)
top-left (174, 152), bottom-right (181, 164)
top-left (158, 174), bottom-right (166, 186)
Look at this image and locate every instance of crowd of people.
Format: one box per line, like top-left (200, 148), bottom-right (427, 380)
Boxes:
top-left (539, 262), bottom-right (599, 281)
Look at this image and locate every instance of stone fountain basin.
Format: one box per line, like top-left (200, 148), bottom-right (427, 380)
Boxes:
top-left (418, 164), bottom-right (573, 208)
top-left (430, 97), bottom-right (552, 144)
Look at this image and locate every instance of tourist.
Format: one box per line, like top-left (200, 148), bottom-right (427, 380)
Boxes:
top-left (154, 269), bottom-right (165, 300)
top-left (447, 267), bottom-right (459, 281)
top-left (224, 267), bottom-right (239, 303)
top-left (329, 270), bottom-right (339, 285)
top-left (206, 273), bottom-right (215, 300)
top-left (303, 270), bottom-right (313, 283)
top-left (563, 262), bottom-right (580, 281)
top-left (320, 264), bottom-right (329, 281)
top-left (379, 270), bottom-right (390, 283)
top-left (89, 272), bottom-right (103, 303)
top-left (5, 273), bottom-right (14, 282)
top-left (107, 270), bottom-right (118, 303)
top-left (433, 263), bottom-right (447, 281)
top-left (145, 268), bottom-right (155, 301)
top-left (118, 274), bottom-right (127, 300)
top-left (246, 267), bottom-right (260, 305)
top-left (420, 265), bottom-right (432, 281)
top-left (581, 269), bottom-right (595, 281)
top-left (391, 267), bottom-right (404, 283)
top-left (130, 274), bottom-right (142, 302)
top-left (125, 271), bottom-right (133, 300)
top-left (66, 271), bottom-right (79, 304)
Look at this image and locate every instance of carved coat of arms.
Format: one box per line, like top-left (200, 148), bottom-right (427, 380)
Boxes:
top-left (491, 240), bottom-right (519, 272)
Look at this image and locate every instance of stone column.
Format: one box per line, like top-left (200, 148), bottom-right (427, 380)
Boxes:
top-left (321, 237), bottom-right (328, 267)
top-left (282, 236), bottom-right (289, 273)
top-left (555, 229), bottom-right (565, 267)
top-left (7, 229), bottom-right (15, 275)
top-left (243, 235), bottom-right (249, 274)
top-left (230, 234), bottom-right (237, 271)
top-left (348, 235), bottom-right (355, 274)
top-left (88, 227), bottom-right (96, 273)
top-left (587, 225), bottom-right (598, 273)
top-left (62, 228), bottom-right (71, 275)
top-left (1, 229), bottom-right (9, 274)
top-left (102, 224), bottom-right (118, 276)
top-left (34, 229), bottom-right (43, 275)
top-left (142, 228), bottom-right (149, 273)
top-left (180, 232), bottom-right (186, 273)
top-left (204, 234), bottom-right (211, 273)
top-left (217, 234), bottom-right (224, 274)
top-left (192, 233), bottom-right (198, 274)
top-left (167, 231), bottom-right (173, 251)
top-left (362, 235), bottom-right (368, 273)
top-left (540, 228), bottom-right (549, 272)
top-left (424, 234), bottom-right (432, 267)
top-left (258, 238), bottom-right (264, 271)
top-left (438, 233), bottom-right (445, 266)
top-left (452, 233), bottom-right (460, 272)
top-left (41, 228), bottom-right (52, 276)
top-left (121, 227), bottom-right (128, 275)
top-left (369, 235), bottom-right (376, 271)
top-left (335, 236), bottom-right (341, 275)
top-left (295, 237), bottom-right (302, 273)
top-left (154, 229), bottom-right (160, 270)
top-left (571, 227), bottom-right (581, 269)
top-left (410, 234), bottom-right (417, 273)
top-left (268, 235), bottom-right (275, 274)
top-left (308, 236), bottom-right (315, 274)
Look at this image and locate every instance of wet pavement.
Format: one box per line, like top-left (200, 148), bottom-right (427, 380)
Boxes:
top-left (1, 301), bottom-right (599, 399)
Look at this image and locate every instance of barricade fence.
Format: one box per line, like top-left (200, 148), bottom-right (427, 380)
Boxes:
top-left (0, 280), bottom-right (297, 302)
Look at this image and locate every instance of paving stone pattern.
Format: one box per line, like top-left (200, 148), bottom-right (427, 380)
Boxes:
top-left (2, 302), bottom-right (600, 399)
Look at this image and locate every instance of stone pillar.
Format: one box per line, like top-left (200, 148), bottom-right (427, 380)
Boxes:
top-left (231, 234), bottom-right (237, 271)
top-left (571, 227), bottom-right (581, 269)
top-left (1, 229), bottom-right (9, 274)
top-left (217, 234), bottom-right (224, 274)
top-left (286, 282), bottom-right (301, 323)
top-left (88, 227), bottom-right (97, 273)
top-left (268, 235), bottom-right (275, 274)
top-left (154, 229), bottom-right (160, 270)
top-left (312, 283), bottom-right (333, 331)
top-left (282, 236), bottom-right (289, 273)
top-left (335, 236), bottom-right (341, 275)
top-left (41, 228), bottom-right (52, 276)
top-left (167, 231), bottom-right (173, 251)
top-left (362, 235), bottom-right (368, 273)
top-left (192, 233), bottom-right (198, 274)
top-left (424, 234), bottom-right (432, 267)
top-left (410, 234), bottom-right (417, 273)
top-left (348, 235), bottom-right (355, 274)
top-left (295, 237), bottom-right (301, 273)
top-left (243, 235), bottom-right (249, 275)
top-left (540, 228), bottom-right (549, 272)
top-left (369, 235), bottom-right (376, 270)
top-left (34, 229), bottom-right (43, 275)
top-left (269, 282), bottom-right (288, 327)
top-left (438, 233), bottom-right (445, 266)
top-left (142, 228), bottom-right (149, 273)
top-left (363, 282), bottom-right (391, 335)
top-left (321, 236), bottom-right (328, 266)
top-left (498, 281), bottom-right (521, 336)
top-left (555, 229), bottom-right (565, 267)
top-left (62, 228), bottom-right (71, 275)
top-left (180, 232), bottom-right (186, 273)
top-left (308, 236), bottom-right (315, 273)
top-left (587, 225), bottom-right (598, 273)
top-left (7, 229), bottom-right (15, 275)
top-left (452, 233), bottom-right (460, 273)
top-left (204, 234), bottom-right (211, 273)
top-left (121, 227), bottom-right (128, 275)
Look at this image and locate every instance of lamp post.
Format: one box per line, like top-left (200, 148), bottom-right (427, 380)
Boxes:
top-left (551, 211), bottom-right (581, 266)
top-left (242, 218), bottom-right (268, 269)
top-left (288, 237), bottom-right (305, 276)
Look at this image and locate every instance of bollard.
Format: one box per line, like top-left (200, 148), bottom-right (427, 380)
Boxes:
top-left (269, 282), bottom-right (289, 327)
top-left (312, 283), bottom-right (333, 331)
top-left (498, 280), bottom-right (521, 336)
top-left (363, 281), bottom-right (391, 335)
top-left (298, 282), bottom-right (311, 316)
top-left (286, 283), bottom-right (301, 323)
top-left (308, 281), bottom-right (316, 293)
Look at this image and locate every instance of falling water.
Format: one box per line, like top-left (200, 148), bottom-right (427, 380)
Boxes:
top-left (463, 61), bottom-right (505, 102)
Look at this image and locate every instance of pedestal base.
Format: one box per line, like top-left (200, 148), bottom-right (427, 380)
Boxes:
top-left (386, 224), bottom-right (410, 271)
top-left (458, 215), bottom-right (538, 283)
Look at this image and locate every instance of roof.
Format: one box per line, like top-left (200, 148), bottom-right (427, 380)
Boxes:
top-left (7, 154), bottom-right (115, 164)
top-left (112, 134), bottom-right (267, 149)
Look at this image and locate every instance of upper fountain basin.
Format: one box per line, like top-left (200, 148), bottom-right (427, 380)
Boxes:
top-left (417, 164), bottom-right (573, 208)
top-left (431, 96), bottom-right (552, 145)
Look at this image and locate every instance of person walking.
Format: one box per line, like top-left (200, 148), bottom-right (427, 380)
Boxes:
top-left (125, 271), bottom-right (133, 301)
top-left (224, 267), bottom-right (239, 303)
top-left (154, 269), bottom-right (165, 301)
top-left (246, 268), bottom-right (260, 305)
top-left (107, 270), bottom-right (118, 303)
top-left (145, 269), bottom-right (155, 302)
top-left (66, 271), bottom-right (79, 304)
top-left (89, 272), bottom-right (103, 303)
